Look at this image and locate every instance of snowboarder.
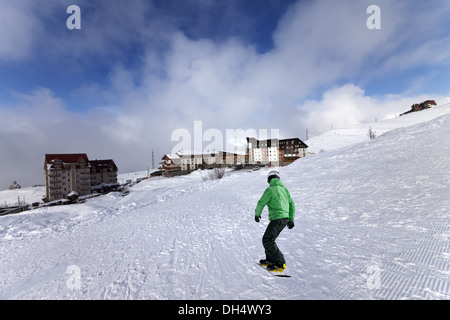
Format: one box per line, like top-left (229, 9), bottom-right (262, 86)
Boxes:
top-left (255, 170), bottom-right (295, 271)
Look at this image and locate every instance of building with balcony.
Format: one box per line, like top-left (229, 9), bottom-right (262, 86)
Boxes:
top-left (44, 154), bottom-right (119, 202)
top-left (246, 137), bottom-right (308, 166)
top-left (44, 154), bottom-right (91, 202)
top-left (160, 136), bottom-right (307, 177)
top-left (160, 151), bottom-right (247, 177)
top-left (89, 159), bottom-right (118, 187)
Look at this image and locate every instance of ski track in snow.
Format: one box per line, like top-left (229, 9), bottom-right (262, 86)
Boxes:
top-left (1, 107), bottom-right (450, 300)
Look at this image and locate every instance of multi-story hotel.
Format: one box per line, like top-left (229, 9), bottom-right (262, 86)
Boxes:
top-left (89, 159), bottom-right (119, 187)
top-left (44, 154), bottom-right (118, 202)
top-left (246, 137), bottom-right (308, 165)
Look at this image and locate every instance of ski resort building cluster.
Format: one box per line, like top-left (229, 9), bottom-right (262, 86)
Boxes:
top-left (44, 154), bottom-right (118, 202)
top-left (160, 137), bottom-right (308, 177)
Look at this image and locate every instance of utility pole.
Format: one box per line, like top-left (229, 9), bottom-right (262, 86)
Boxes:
top-left (305, 128), bottom-right (309, 141)
top-left (152, 149), bottom-right (155, 169)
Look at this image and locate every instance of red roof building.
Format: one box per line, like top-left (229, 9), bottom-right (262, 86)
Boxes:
top-left (44, 153), bottom-right (91, 202)
top-left (43, 154), bottom-right (119, 202)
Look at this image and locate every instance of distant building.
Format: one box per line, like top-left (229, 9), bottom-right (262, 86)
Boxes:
top-left (400, 100), bottom-right (437, 116)
top-left (44, 154), bottom-right (91, 202)
top-left (160, 151), bottom-right (247, 177)
top-left (44, 154), bottom-right (118, 202)
top-left (247, 137), bottom-right (308, 166)
top-left (8, 180), bottom-right (21, 190)
top-left (160, 137), bottom-right (308, 177)
top-left (160, 153), bottom-right (182, 177)
top-left (89, 159), bottom-right (118, 187)
top-left (278, 138), bottom-right (308, 163)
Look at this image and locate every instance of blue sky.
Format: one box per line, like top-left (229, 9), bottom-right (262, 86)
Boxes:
top-left (1, 0), bottom-right (450, 189)
top-left (1, 0), bottom-right (296, 111)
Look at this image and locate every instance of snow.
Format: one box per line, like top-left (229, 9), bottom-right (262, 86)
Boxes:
top-left (306, 102), bottom-right (450, 154)
top-left (0, 104), bottom-right (449, 300)
top-left (0, 186), bottom-right (46, 207)
top-left (117, 171), bottom-right (150, 184)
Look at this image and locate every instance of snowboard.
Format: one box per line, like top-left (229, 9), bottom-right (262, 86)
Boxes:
top-left (257, 262), bottom-right (291, 278)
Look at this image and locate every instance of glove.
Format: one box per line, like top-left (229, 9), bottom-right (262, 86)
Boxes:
top-left (255, 215), bottom-right (261, 223)
top-left (287, 220), bottom-right (295, 229)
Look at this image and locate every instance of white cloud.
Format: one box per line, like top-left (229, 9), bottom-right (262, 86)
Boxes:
top-left (0, 88), bottom-right (156, 189)
top-left (0, 0), bottom-right (42, 61)
top-left (296, 83), bottom-right (447, 136)
top-left (2, 0), bottom-right (450, 189)
top-left (299, 85), bottom-right (371, 133)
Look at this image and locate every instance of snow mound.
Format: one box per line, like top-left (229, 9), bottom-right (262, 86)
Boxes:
top-left (0, 186), bottom-right (45, 207)
top-left (306, 102), bottom-right (450, 154)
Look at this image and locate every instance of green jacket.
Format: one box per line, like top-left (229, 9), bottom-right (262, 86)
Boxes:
top-left (255, 179), bottom-right (295, 221)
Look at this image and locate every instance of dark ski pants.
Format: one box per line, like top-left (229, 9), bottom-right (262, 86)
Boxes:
top-left (262, 218), bottom-right (288, 265)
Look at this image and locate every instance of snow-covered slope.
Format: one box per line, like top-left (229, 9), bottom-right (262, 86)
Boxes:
top-left (0, 111), bottom-right (449, 300)
top-left (0, 186), bottom-right (45, 207)
top-left (306, 102), bottom-right (450, 154)
top-left (0, 171), bottom-right (151, 207)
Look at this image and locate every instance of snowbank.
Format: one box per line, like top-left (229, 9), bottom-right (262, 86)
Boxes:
top-left (306, 102), bottom-right (450, 154)
top-left (0, 186), bottom-right (45, 207)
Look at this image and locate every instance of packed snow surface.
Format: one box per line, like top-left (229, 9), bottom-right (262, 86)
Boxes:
top-left (1, 104), bottom-right (449, 299)
top-left (306, 101), bottom-right (450, 153)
